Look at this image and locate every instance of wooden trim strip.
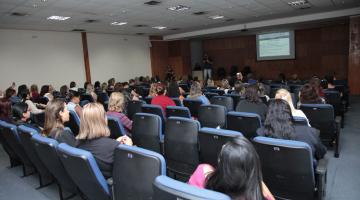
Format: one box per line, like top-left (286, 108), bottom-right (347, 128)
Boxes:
top-left (81, 32), bottom-right (91, 83)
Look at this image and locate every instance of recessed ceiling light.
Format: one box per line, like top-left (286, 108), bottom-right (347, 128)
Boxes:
top-left (47, 16), bottom-right (70, 21)
top-left (10, 12), bottom-right (28, 17)
top-left (170, 28), bottom-right (180, 31)
top-left (168, 5), bottom-right (190, 11)
top-left (287, 0), bottom-right (306, 6)
top-left (208, 15), bottom-right (225, 20)
top-left (152, 26), bottom-right (167, 30)
top-left (85, 19), bottom-right (98, 23)
top-left (136, 33), bottom-right (145, 35)
top-left (111, 22), bottom-right (127, 26)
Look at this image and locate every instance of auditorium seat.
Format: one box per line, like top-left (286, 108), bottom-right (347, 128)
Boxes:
top-left (210, 96), bottom-right (234, 111)
top-left (57, 143), bottom-right (111, 200)
top-left (223, 93), bottom-right (243, 109)
top-left (323, 90), bottom-right (345, 128)
top-left (0, 121), bottom-right (22, 168)
top-left (132, 113), bottom-right (163, 154)
top-left (113, 145), bottom-right (166, 200)
top-left (183, 99), bottom-right (203, 118)
top-left (171, 98), bottom-right (182, 107)
top-left (300, 104), bottom-right (340, 157)
top-left (31, 134), bottom-right (78, 200)
top-left (226, 111), bottom-right (262, 139)
top-left (126, 100), bottom-right (144, 120)
top-left (80, 94), bottom-right (94, 103)
top-left (144, 96), bottom-right (152, 104)
top-left (204, 92), bottom-right (218, 100)
top-left (198, 105), bottom-right (227, 128)
top-left (17, 125), bottom-right (53, 188)
top-left (153, 175), bottom-right (231, 200)
top-left (293, 116), bottom-right (310, 126)
top-left (166, 106), bottom-right (191, 118)
top-left (198, 128), bottom-right (243, 167)
top-left (64, 110), bottom-right (80, 136)
top-left (142, 104), bottom-right (166, 130)
top-left (210, 89), bottom-right (225, 96)
top-left (164, 117), bottom-right (200, 179)
top-left (31, 112), bottom-right (45, 128)
top-left (107, 115), bottom-right (126, 139)
top-left (253, 136), bottom-right (327, 200)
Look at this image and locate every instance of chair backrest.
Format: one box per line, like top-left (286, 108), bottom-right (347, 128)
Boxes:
top-left (210, 96), bottom-right (234, 111)
top-left (171, 98), bottom-right (182, 107)
top-left (210, 89), bottom-right (225, 96)
top-left (142, 104), bottom-right (166, 124)
top-left (293, 116), bottom-right (309, 126)
top-left (107, 115), bottom-right (126, 139)
top-left (165, 117), bottom-right (200, 177)
top-left (224, 93), bottom-right (243, 109)
top-left (198, 128), bottom-right (243, 166)
top-left (113, 145), bottom-right (166, 200)
top-left (300, 104), bottom-right (335, 141)
top-left (126, 100), bottom-right (144, 120)
top-left (183, 99), bottom-right (203, 118)
top-left (17, 125), bottom-right (52, 183)
top-left (64, 110), bottom-right (80, 136)
top-left (144, 96), bottom-right (153, 104)
top-left (80, 100), bottom-right (90, 107)
top-left (226, 111), bottom-right (262, 139)
top-left (0, 121), bottom-right (21, 167)
top-left (204, 92), bottom-right (218, 100)
top-left (179, 84), bottom-right (189, 92)
top-left (132, 113), bottom-right (162, 153)
top-left (323, 90), bottom-right (343, 115)
top-left (80, 94), bottom-right (94, 103)
top-left (57, 143), bottom-right (111, 200)
top-left (253, 136), bottom-right (315, 200)
top-left (32, 112), bottom-right (45, 128)
top-left (31, 134), bottom-right (78, 194)
top-left (198, 105), bottom-right (227, 128)
top-left (153, 175), bottom-right (231, 200)
top-left (166, 106), bottom-right (191, 119)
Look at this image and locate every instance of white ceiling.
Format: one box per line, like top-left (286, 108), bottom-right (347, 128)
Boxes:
top-left (0, 0), bottom-right (359, 36)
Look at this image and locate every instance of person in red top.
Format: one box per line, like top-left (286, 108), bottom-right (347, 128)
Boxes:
top-left (151, 83), bottom-right (176, 115)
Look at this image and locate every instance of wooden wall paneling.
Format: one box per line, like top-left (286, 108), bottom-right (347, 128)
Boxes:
top-left (348, 16), bottom-right (360, 95)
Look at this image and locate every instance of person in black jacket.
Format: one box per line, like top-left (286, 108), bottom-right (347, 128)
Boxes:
top-left (12, 102), bottom-right (41, 132)
top-left (256, 99), bottom-right (326, 160)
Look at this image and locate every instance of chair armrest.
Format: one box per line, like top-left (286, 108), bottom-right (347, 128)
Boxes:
top-left (316, 158), bottom-right (328, 200)
top-left (106, 178), bottom-right (113, 186)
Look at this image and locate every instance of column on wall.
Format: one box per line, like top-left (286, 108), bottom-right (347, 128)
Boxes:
top-left (348, 15), bottom-right (360, 95)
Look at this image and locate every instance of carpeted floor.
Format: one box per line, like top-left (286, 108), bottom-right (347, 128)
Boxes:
top-left (0, 96), bottom-right (359, 200)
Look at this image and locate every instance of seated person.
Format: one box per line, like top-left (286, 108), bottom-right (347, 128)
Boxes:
top-left (107, 92), bottom-right (133, 136)
top-left (217, 79), bottom-right (231, 94)
top-left (299, 83), bottom-right (325, 106)
top-left (236, 84), bottom-right (268, 121)
top-left (19, 88), bottom-right (44, 114)
top-left (76, 103), bottom-right (132, 178)
top-left (0, 97), bottom-right (12, 123)
top-left (67, 91), bottom-right (82, 117)
top-left (231, 81), bottom-right (246, 97)
top-left (189, 137), bottom-right (275, 200)
top-left (151, 83), bottom-right (176, 114)
top-left (187, 81), bottom-right (210, 105)
top-left (12, 102), bottom-right (41, 132)
top-left (257, 99), bottom-right (326, 160)
top-left (43, 99), bottom-right (76, 146)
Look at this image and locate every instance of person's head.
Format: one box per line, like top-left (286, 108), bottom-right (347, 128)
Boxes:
top-left (108, 92), bottom-right (125, 113)
top-left (244, 84), bottom-right (261, 103)
top-left (108, 78), bottom-right (116, 86)
top-left (155, 83), bottom-right (166, 96)
top-left (291, 73), bottom-right (298, 80)
top-left (40, 85), bottom-right (50, 97)
top-left (122, 82), bottom-right (129, 89)
top-left (43, 99), bottom-right (69, 135)
top-left (17, 84), bottom-right (28, 97)
top-left (221, 79), bottom-right (230, 89)
top-left (101, 82), bottom-right (108, 91)
top-left (309, 77), bottom-right (321, 94)
top-left (76, 103), bottom-right (110, 140)
top-left (129, 79), bottom-right (136, 86)
top-left (167, 80), bottom-right (180, 98)
top-left (94, 81), bottom-right (101, 89)
top-left (86, 83), bottom-right (94, 93)
top-left (0, 98), bottom-right (12, 121)
top-left (60, 85), bottom-right (68, 97)
top-left (189, 81), bottom-right (202, 97)
top-left (30, 84), bottom-right (38, 93)
top-left (206, 137), bottom-right (263, 200)
top-left (70, 81), bottom-right (76, 88)
top-left (18, 88), bottom-right (30, 101)
top-left (12, 102), bottom-right (30, 122)
top-left (148, 83), bottom-right (158, 97)
top-left (236, 72), bottom-right (243, 81)
top-left (324, 74), bottom-right (335, 86)
top-left (114, 82), bottom-right (124, 92)
top-left (234, 81), bottom-right (245, 95)
top-left (68, 91), bottom-right (80, 104)
top-left (5, 87), bottom-right (16, 99)
top-left (84, 82), bottom-right (90, 90)
top-left (263, 99), bottom-right (294, 140)
top-left (299, 83), bottom-right (321, 104)
top-left (275, 88), bottom-right (296, 112)
top-left (278, 73), bottom-right (286, 82)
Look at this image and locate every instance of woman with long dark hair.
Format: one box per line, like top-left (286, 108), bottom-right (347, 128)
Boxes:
top-left (299, 83), bottom-right (325, 106)
top-left (189, 137), bottom-right (274, 200)
top-left (236, 84), bottom-right (267, 121)
top-left (257, 99), bottom-right (326, 160)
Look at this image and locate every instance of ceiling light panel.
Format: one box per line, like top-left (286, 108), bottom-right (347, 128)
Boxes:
top-left (152, 26), bottom-right (167, 30)
top-left (168, 5), bottom-right (190, 11)
top-left (208, 15), bottom-right (225, 20)
top-left (111, 21), bottom-right (127, 25)
top-left (47, 15), bottom-right (70, 21)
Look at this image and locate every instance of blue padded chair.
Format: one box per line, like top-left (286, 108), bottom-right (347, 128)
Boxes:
top-left (107, 115), bottom-right (126, 139)
top-left (144, 96), bottom-right (153, 104)
top-left (210, 89), bottom-right (225, 96)
top-left (64, 110), bottom-right (80, 136)
top-left (224, 94), bottom-right (243, 109)
top-left (0, 121), bottom-right (35, 176)
top-left (31, 134), bottom-right (78, 200)
top-left (142, 104), bottom-right (166, 129)
top-left (300, 104), bottom-right (340, 157)
top-left (80, 100), bottom-right (90, 107)
top-left (210, 96), bottom-right (234, 111)
top-left (153, 175), bottom-right (231, 200)
top-left (164, 117), bottom-right (200, 179)
top-left (132, 113), bottom-right (163, 154)
top-left (17, 125), bottom-right (53, 188)
top-left (171, 98), bottom-right (182, 107)
top-left (113, 145), bottom-right (166, 200)
top-left (80, 94), bottom-right (94, 103)
top-left (253, 136), bottom-right (327, 200)
top-left (166, 106), bottom-right (191, 119)
top-left (198, 128), bottom-right (243, 167)
top-left (226, 111), bottom-right (262, 139)
top-left (57, 143), bottom-right (111, 200)
top-left (126, 100), bottom-right (144, 120)
top-left (0, 120), bottom-right (21, 168)
top-left (204, 92), bottom-right (219, 100)
top-left (183, 99), bottom-right (203, 118)
top-left (31, 112), bottom-right (45, 128)
top-left (198, 105), bottom-right (227, 128)
top-left (293, 116), bottom-right (310, 126)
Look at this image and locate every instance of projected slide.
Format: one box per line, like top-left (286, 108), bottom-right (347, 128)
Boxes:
top-left (257, 31), bottom-right (295, 61)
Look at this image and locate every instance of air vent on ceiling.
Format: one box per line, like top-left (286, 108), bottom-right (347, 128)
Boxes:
top-left (85, 19), bottom-right (98, 23)
top-left (288, 0), bottom-right (311, 9)
top-left (144, 1), bottom-right (161, 6)
top-left (170, 28), bottom-right (180, 31)
top-left (10, 12), bottom-right (28, 17)
top-left (72, 29), bottom-right (86, 32)
top-left (136, 33), bottom-right (145, 35)
top-left (226, 18), bottom-right (235, 22)
top-left (134, 24), bottom-right (148, 27)
top-left (193, 11), bottom-right (207, 15)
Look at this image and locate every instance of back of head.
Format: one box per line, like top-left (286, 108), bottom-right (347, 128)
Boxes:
top-left (167, 81), bottom-right (180, 98)
top-left (68, 90), bottom-right (80, 100)
top-left (324, 74), bottom-right (335, 85)
top-left (77, 103), bottom-right (110, 140)
top-left (221, 79), bottom-right (230, 89)
top-left (155, 83), bottom-right (166, 96)
top-left (114, 82), bottom-right (124, 92)
top-left (60, 85), bottom-right (68, 97)
top-left (275, 88), bottom-right (295, 110)
top-left (17, 84), bottom-right (28, 97)
top-left (19, 88), bottom-right (30, 101)
top-left (206, 137), bottom-right (263, 200)
top-left (245, 85), bottom-right (261, 103)
top-left (30, 84), bottom-right (38, 93)
top-left (189, 81), bottom-right (202, 97)
top-left (12, 102), bottom-right (28, 121)
top-left (0, 98), bottom-right (12, 121)
top-left (108, 92), bottom-right (125, 112)
top-left (40, 85), bottom-right (50, 97)
top-left (94, 81), bottom-right (101, 88)
top-left (5, 87), bottom-right (16, 99)
top-left (263, 99), bottom-right (294, 140)
top-left (300, 83), bottom-right (320, 104)
top-left (234, 81), bottom-right (245, 95)
top-left (70, 81), bottom-right (76, 88)
top-left (43, 99), bottom-right (66, 135)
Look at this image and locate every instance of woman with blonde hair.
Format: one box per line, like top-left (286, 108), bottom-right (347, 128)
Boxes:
top-left (187, 81), bottom-right (210, 105)
top-left (43, 99), bottom-right (76, 146)
top-left (76, 103), bottom-right (132, 178)
top-left (107, 92), bottom-right (133, 135)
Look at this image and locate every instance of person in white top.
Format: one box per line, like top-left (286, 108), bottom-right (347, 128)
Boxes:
top-left (275, 88), bottom-right (310, 126)
top-left (20, 89), bottom-right (45, 114)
